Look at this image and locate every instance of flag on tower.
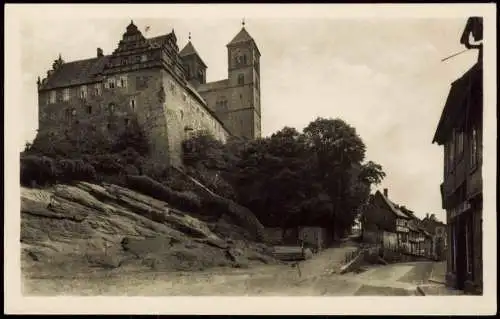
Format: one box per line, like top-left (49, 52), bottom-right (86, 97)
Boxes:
top-left (145, 26), bottom-right (151, 33)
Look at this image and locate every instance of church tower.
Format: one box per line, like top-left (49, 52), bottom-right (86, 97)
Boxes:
top-left (180, 33), bottom-right (207, 88)
top-left (226, 20), bottom-right (261, 139)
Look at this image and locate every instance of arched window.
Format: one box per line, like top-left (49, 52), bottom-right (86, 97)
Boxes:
top-left (238, 74), bottom-right (244, 85)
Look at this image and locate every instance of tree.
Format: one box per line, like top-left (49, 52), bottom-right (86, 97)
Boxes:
top-left (112, 118), bottom-right (150, 156)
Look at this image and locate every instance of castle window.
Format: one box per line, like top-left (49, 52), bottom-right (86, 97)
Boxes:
top-left (108, 103), bottom-right (115, 113)
top-left (86, 105), bottom-right (92, 114)
top-left (49, 91), bottom-right (57, 104)
top-left (118, 76), bottom-right (128, 88)
top-left (238, 74), bottom-right (244, 85)
top-left (121, 58), bottom-right (128, 65)
top-left (180, 110), bottom-right (184, 120)
top-left (136, 56), bottom-right (141, 63)
top-left (243, 55), bottom-right (247, 65)
top-left (141, 55), bottom-right (148, 62)
top-left (64, 108), bottom-right (71, 120)
top-left (71, 108), bottom-right (77, 116)
top-left (130, 97), bottom-right (136, 110)
top-left (107, 78), bottom-right (116, 89)
top-left (124, 118), bottom-right (130, 126)
top-left (62, 88), bottom-right (70, 101)
top-left (94, 83), bottom-right (102, 96)
top-left (79, 85), bottom-right (88, 99)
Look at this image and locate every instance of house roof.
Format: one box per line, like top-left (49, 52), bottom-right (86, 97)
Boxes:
top-left (376, 191), bottom-right (410, 219)
top-left (39, 56), bottom-right (110, 91)
top-left (146, 32), bottom-right (177, 48)
top-left (179, 41), bottom-right (207, 68)
top-left (197, 79), bottom-right (230, 93)
top-left (408, 223), bottom-right (420, 232)
top-left (432, 62), bottom-right (482, 145)
top-left (228, 27), bottom-right (254, 46)
top-left (227, 27), bottom-right (261, 56)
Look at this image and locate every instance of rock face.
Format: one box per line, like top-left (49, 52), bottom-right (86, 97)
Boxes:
top-left (21, 182), bottom-right (276, 276)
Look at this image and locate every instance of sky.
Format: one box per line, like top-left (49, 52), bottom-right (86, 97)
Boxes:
top-left (18, 15), bottom-right (480, 223)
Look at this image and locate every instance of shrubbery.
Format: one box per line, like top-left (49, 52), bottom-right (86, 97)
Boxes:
top-left (20, 155), bottom-right (58, 187)
top-left (125, 175), bottom-right (202, 213)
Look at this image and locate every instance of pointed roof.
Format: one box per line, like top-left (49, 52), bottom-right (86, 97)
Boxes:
top-left (375, 190), bottom-right (411, 219)
top-left (179, 41), bottom-right (207, 67)
top-left (227, 27), bottom-right (255, 46)
top-left (179, 41), bottom-right (197, 56)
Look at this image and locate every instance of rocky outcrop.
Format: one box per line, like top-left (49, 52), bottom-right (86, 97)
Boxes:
top-left (21, 182), bottom-right (276, 276)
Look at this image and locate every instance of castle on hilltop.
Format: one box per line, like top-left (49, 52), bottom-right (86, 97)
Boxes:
top-left (36, 20), bottom-right (262, 167)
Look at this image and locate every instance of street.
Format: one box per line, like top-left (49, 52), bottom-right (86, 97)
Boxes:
top-left (23, 245), bottom-right (452, 296)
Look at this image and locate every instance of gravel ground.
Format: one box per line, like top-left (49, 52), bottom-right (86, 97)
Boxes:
top-left (22, 247), bottom-right (445, 296)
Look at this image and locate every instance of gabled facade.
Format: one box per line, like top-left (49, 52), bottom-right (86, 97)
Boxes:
top-left (362, 188), bottom-right (411, 247)
top-left (432, 17), bottom-right (483, 294)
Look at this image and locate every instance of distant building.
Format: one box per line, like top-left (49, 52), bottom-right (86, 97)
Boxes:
top-left (421, 213), bottom-right (447, 261)
top-left (361, 188), bottom-right (412, 250)
top-left (432, 17), bottom-right (483, 294)
top-left (36, 20), bottom-right (262, 167)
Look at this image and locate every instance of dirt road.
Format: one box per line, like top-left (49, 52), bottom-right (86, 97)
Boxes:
top-left (22, 246), bottom-right (447, 296)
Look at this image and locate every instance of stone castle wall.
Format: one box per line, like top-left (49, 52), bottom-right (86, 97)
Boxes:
top-left (38, 66), bottom-right (229, 167)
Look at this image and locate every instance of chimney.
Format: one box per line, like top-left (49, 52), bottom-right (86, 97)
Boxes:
top-left (97, 48), bottom-right (104, 57)
top-left (383, 188), bottom-right (388, 198)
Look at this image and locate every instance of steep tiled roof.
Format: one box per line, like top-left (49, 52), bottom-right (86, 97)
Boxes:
top-left (39, 56), bottom-right (110, 91)
top-left (179, 41), bottom-right (207, 67)
top-left (179, 41), bottom-right (197, 56)
top-left (227, 27), bottom-right (254, 46)
top-left (432, 62), bottom-right (482, 144)
top-left (147, 33), bottom-right (176, 48)
top-left (376, 191), bottom-right (410, 219)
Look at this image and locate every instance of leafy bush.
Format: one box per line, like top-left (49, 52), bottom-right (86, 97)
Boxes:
top-left (20, 155), bottom-right (58, 186)
top-left (141, 160), bottom-right (170, 181)
top-left (88, 154), bottom-right (126, 176)
top-left (55, 159), bottom-right (96, 183)
top-left (125, 175), bottom-right (201, 213)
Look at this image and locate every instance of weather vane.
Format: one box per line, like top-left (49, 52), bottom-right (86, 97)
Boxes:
top-left (242, 18), bottom-right (245, 27)
top-left (188, 32), bottom-right (191, 41)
